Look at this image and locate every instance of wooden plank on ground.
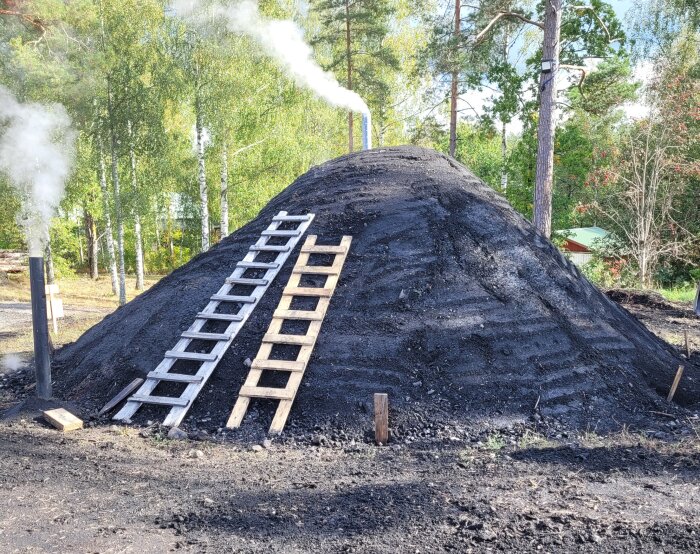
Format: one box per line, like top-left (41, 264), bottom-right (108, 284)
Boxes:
top-left (43, 408), bottom-right (83, 432)
top-left (98, 378), bottom-right (144, 416)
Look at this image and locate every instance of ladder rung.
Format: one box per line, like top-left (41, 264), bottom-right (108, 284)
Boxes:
top-left (274, 309), bottom-right (324, 321)
top-left (262, 333), bottom-right (315, 346)
top-left (293, 266), bottom-right (339, 275)
top-left (181, 331), bottom-right (232, 341)
top-left (165, 350), bottom-right (218, 362)
top-left (147, 372), bottom-right (203, 383)
top-left (196, 312), bottom-right (243, 321)
top-left (261, 230), bottom-right (301, 237)
top-left (301, 245), bottom-right (347, 254)
top-left (251, 359), bottom-right (306, 372)
top-left (130, 394), bottom-right (189, 407)
top-left (283, 287), bottom-right (333, 297)
top-left (250, 245), bottom-right (290, 252)
top-left (237, 261), bottom-right (280, 269)
top-left (225, 277), bottom-right (269, 286)
top-left (272, 215), bottom-right (312, 222)
top-left (239, 386), bottom-right (294, 400)
top-left (211, 294), bottom-right (256, 303)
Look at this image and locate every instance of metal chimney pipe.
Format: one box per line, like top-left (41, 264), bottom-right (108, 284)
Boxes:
top-left (361, 112), bottom-right (372, 150)
top-left (29, 256), bottom-right (52, 399)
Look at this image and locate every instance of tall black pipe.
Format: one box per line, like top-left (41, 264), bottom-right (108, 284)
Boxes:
top-left (29, 256), bottom-right (52, 399)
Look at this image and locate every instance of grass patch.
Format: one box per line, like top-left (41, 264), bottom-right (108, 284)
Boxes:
top-left (0, 273), bottom-right (161, 308)
top-left (657, 285), bottom-right (697, 304)
top-left (0, 273), bottom-right (163, 356)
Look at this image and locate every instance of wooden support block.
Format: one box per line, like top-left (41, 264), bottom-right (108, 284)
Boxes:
top-left (293, 265), bottom-right (339, 275)
top-left (98, 378), bottom-right (144, 416)
top-left (225, 277), bottom-right (269, 286)
top-left (239, 386), bottom-right (294, 400)
top-left (164, 350), bottom-right (218, 362)
top-left (262, 229), bottom-right (301, 237)
top-left (147, 372), bottom-right (203, 383)
top-left (300, 244), bottom-right (347, 255)
top-left (43, 408), bottom-right (83, 432)
top-left (667, 365), bottom-right (685, 402)
top-left (262, 333), bottom-right (315, 346)
top-left (251, 359), bottom-right (306, 372)
top-left (273, 309), bottom-right (324, 321)
top-left (283, 287), bottom-right (333, 297)
top-left (374, 393), bottom-right (389, 445)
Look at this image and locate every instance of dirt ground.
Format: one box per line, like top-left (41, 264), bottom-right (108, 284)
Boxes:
top-left (1, 293), bottom-right (699, 553)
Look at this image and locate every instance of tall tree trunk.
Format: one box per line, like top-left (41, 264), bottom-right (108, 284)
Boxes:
top-left (44, 242), bottom-right (55, 285)
top-left (108, 85), bottom-right (127, 306)
top-left (220, 141), bottom-right (229, 238)
top-left (501, 121), bottom-right (508, 192)
top-left (168, 196), bottom-right (175, 267)
top-left (345, 0), bottom-right (354, 153)
top-left (84, 208), bottom-right (99, 279)
top-left (533, 0), bottom-right (562, 238)
top-left (78, 230), bottom-right (84, 264)
top-left (449, 0), bottom-right (461, 157)
top-left (500, 31), bottom-right (508, 192)
top-left (195, 93), bottom-right (210, 252)
top-left (97, 131), bottom-right (119, 295)
top-left (127, 119), bottom-right (144, 291)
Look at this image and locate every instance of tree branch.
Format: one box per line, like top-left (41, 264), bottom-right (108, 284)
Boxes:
top-left (473, 12), bottom-right (543, 45)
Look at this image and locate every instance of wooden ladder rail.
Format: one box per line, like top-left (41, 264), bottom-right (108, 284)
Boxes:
top-left (226, 235), bottom-right (352, 434)
top-left (113, 211), bottom-right (315, 427)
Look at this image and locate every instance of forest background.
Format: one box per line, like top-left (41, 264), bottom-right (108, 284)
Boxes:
top-left (0, 0), bottom-right (698, 305)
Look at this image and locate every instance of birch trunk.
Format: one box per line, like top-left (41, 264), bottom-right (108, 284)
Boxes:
top-left (220, 141), bottom-right (229, 238)
top-left (195, 97), bottom-right (210, 252)
top-left (84, 208), bottom-right (99, 279)
top-left (533, 0), bottom-right (562, 238)
top-left (449, 0), bottom-right (461, 157)
top-left (501, 121), bottom-right (508, 192)
top-left (97, 132), bottom-right (119, 295)
top-left (127, 120), bottom-right (144, 291)
top-left (108, 86), bottom-right (127, 306)
top-left (345, 0), bottom-right (354, 153)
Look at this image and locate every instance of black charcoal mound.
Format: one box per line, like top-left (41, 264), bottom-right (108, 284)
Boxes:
top-left (53, 146), bottom-right (696, 433)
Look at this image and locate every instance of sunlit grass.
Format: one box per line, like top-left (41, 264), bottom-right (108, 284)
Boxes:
top-left (0, 273), bottom-right (163, 355)
top-left (657, 285), bottom-right (697, 304)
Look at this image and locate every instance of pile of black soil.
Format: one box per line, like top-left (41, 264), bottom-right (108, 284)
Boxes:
top-left (53, 146), bottom-right (696, 435)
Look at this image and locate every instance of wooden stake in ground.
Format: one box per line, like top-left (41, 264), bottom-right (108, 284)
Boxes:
top-left (667, 365), bottom-right (685, 403)
top-left (374, 393), bottom-right (389, 445)
top-left (684, 330), bottom-right (690, 359)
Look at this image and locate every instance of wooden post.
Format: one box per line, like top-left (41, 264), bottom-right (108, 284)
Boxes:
top-left (667, 365), bottom-right (685, 403)
top-left (684, 330), bottom-right (690, 359)
top-left (374, 393), bottom-right (389, 445)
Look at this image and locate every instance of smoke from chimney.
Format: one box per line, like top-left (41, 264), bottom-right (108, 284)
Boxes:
top-left (170, 0), bottom-right (370, 117)
top-left (0, 86), bottom-right (76, 256)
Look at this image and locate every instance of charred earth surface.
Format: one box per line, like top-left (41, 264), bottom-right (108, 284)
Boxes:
top-left (53, 146), bottom-right (697, 435)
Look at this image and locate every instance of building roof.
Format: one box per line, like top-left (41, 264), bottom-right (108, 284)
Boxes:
top-left (556, 226), bottom-right (610, 250)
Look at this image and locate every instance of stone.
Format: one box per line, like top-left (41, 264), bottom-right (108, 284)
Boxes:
top-left (167, 427), bottom-right (188, 440)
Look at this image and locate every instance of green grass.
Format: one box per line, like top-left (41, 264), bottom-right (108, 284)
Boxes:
top-left (657, 285), bottom-right (697, 304)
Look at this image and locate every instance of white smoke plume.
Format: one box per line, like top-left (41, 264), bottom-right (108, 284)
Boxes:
top-left (0, 86), bottom-right (76, 256)
top-left (2, 353), bottom-right (23, 372)
top-left (170, 0), bottom-right (369, 114)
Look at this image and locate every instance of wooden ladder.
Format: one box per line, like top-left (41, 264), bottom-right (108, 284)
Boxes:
top-left (226, 235), bottom-right (352, 434)
top-left (113, 211), bottom-right (315, 427)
